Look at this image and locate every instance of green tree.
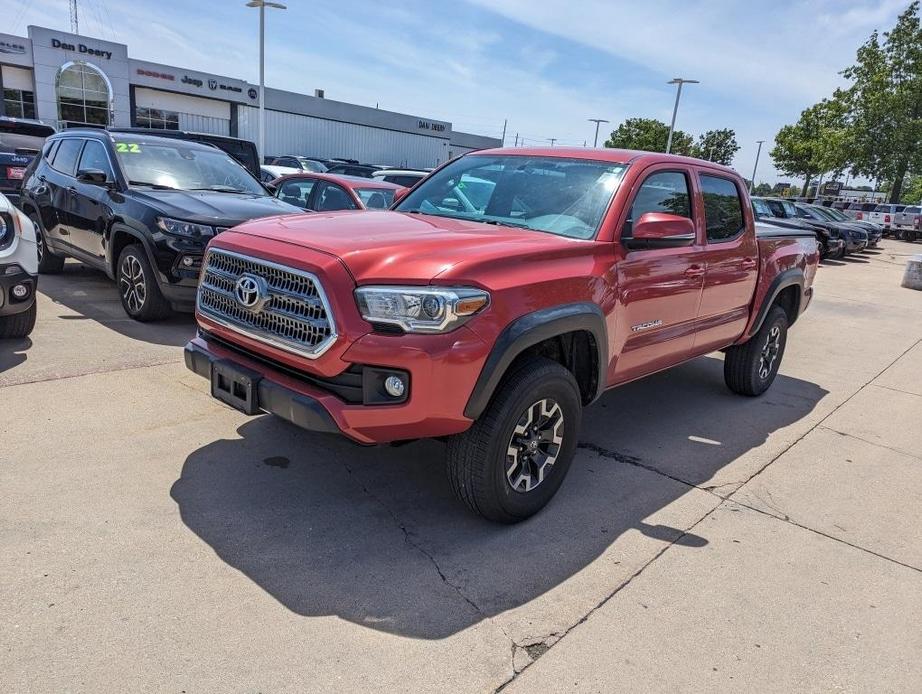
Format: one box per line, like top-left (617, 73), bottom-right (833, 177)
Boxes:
top-left (901, 174), bottom-right (922, 203)
top-left (604, 117), bottom-right (693, 155)
top-left (752, 182), bottom-right (773, 196)
top-left (839, 2), bottom-right (922, 202)
top-left (770, 98), bottom-right (849, 196)
top-left (691, 128), bottom-right (740, 165)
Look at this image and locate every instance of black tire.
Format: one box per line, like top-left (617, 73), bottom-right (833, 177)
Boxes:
top-left (906, 229), bottom-right (918, 243)
top-left (818, 237), bottom-right (829, 259)
top-left (116, 244), bottom-right (172, 321)
top-left (30, 213), bottom-right (65, 274)
top-left (724, 305), bottom-right (788, 397)
top-left (0, 301), bottom-right (37, 339)
top-left (446, 356), bottom-right (582, 523)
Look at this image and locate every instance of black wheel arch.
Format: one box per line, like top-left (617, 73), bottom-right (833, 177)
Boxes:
top-left (748, 268), bottom-right (805, 338)
top-left (106, 224), bottom-right (159, 282)
top-left (464, 302), bottom-right (608, 420)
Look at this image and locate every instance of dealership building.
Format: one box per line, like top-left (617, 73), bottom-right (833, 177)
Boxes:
top-left (0, 25), bottom-right (501, 167)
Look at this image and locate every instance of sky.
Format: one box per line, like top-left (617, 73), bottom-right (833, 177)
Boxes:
top-left (3, 0), bottom-right (910, 184)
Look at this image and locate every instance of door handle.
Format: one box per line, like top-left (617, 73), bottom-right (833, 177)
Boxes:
top-left (741, 257), bottom-right (757, 270)
top-left (67, 186), bottom-right (78, 196)
top-left (685, 265), bottom-right (705, 278)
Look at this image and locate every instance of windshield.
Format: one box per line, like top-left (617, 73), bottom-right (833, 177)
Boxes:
top-left (823, 207), bottom-right (848, 221)
top-left (395, 155), bottom-right (628, 239)
top-left (752, 198), bottom-right (774, 217)
top-left (113, 137), bottom-right (267, 194)
top-left (354, 187), bottom-right (395, 208)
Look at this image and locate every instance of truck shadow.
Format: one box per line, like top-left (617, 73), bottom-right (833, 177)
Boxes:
top-left (170, 355), bottom-right (827, 639)
top-left (36, 262), bottom-right (194, 347)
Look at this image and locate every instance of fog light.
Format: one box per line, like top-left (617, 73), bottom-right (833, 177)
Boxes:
top-left (181, 256), bottom-right (196, 268)
top-left (384, 375), bottom-right (406, 398)
top-left (12, 284), bottom-right (29, 299)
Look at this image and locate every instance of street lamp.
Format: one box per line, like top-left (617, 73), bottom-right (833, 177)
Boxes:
top-left (588, 118), bottom-right (609, 148)
top-left (246, 0), bottom-right (287, 161)
top-left (665, 77), bottom-right (699, 154)
top-left (749, 140), bottom-right (765, 193)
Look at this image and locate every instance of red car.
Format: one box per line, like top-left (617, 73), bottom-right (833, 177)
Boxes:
top-left (271, 172), bottom-right (401, 212)
top-left (185, 148), bottom-right (819, 522)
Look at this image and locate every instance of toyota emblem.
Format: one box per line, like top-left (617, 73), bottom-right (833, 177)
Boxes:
top-left (234, 274), bottom-right (268, 311)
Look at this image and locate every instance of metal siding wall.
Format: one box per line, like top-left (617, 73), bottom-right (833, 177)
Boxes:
top-left (238, 107), bottom-right (448, 168)
top-left (177, 112), bottom-right (230, 136)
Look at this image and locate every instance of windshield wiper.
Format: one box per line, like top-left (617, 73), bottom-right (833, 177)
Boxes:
top-left (188, 186), bottom-right (250, 194)
top-left (481, 219), bottom-right (531, 230)
top-left (128, 180), bottom-right (175, 190)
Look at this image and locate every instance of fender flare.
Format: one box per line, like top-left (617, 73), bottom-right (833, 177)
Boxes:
top-left (105, 224), bottom-right (160, 282)
top-left (463, 302), bottom-right (608, 420)
top-left (748, 268), bottom-right (805, 338)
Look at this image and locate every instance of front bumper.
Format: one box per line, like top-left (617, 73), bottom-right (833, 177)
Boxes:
top-left (0, 265), bottom-right (37, 316)
top-left (184, 326), bottom-right (490, 445)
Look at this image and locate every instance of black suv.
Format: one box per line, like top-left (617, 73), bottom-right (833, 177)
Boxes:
top-left (1, 117), bottom-right (56, 208)
top-left (752, 196), bottom-right (844, 259)
top-left (19, 129), bottom-right (300, 320)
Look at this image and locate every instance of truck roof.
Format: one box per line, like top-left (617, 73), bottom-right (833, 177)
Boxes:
top-left (472, 146), bottom-right (738, 173)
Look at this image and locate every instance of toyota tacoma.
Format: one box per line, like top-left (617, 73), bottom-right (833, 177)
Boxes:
top-left (185, 148), bottom-right (819, 522)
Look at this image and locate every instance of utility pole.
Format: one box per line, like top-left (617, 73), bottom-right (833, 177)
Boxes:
top-left (514, 133), bottom-right (519, 147)
top-left (501, 119), bottom-right (507, 146)
top-left (70, 0), bottom-right (79, 33)
top-left (666, 78), bottom-right (699, 153)
top-left (246, 1), bottom-right (287, 161)
top-left (749, 140), bottom-right (764, 193)
top-left (588, 118), bottom-right (609, 148)
top-left (548, 138), bottom-right (557, 147)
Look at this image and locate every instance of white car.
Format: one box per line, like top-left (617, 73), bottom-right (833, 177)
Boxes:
top-left (370, 169), bottom-right (428, 187)
top-left (260, 165), bottom-right (301, 183)
top-left (0, 193), bottom-right (38, 338)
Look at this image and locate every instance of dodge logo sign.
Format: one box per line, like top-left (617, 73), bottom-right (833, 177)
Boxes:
top-left (234, 274), bottom-right (268, 311)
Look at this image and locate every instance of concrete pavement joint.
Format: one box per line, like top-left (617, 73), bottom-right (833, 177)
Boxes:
top-left (0, 358), bottom-right (184, 390)
top-left (818, 424), bottom-right (922, 464)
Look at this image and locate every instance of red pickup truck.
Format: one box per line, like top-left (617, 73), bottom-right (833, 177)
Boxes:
top-left (184, 148), bottom-right (819, 522)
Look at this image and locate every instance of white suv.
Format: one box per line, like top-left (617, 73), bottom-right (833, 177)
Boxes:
top-left (0, 193), bottom-right (38, 338)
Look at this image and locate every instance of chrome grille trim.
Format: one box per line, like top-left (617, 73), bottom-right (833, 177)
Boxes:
top-left (197, 248), bottom-right (338, 359)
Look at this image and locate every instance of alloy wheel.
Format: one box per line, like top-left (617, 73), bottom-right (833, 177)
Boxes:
top-left (758, 325), bottom-right (782, 380)
top-left (119, 254), bottom-right (147, 314)
top-left (505, 398), bottom-right (564, 493)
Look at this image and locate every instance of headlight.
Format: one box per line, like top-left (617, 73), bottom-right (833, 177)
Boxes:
top-left (355, 286), bottom-right (490, 333)
top-left (0, 212), bottom-right (15, 250)
top-left (157, 217), bottom-right (214, 238)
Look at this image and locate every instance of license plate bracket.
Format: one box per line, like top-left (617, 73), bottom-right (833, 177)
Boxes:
top-left (211, 360), bottom-right (262, 415)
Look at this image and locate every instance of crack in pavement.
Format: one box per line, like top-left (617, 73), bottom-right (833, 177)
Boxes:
top-left (819, 424), bottom-right (922, 463)
top-left (0, 358), bottom-right (184, 390)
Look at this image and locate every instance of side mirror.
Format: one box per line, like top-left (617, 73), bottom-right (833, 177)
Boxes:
top-left (625, 212), bottom-right (696, 249)
top-left (392, 186), bottom-right (410, 206)
top-left (76, 169), bottom-right (110, 185)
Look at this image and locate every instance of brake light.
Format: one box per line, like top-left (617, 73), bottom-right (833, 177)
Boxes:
top-left (885, 214), bottom-right (891, 223)
top-left (5, 166), bottom-right (26, 180)
top-left (856, 212), bottom-right (863, 219)
top-left (916, 217), bottom-right (920, 229)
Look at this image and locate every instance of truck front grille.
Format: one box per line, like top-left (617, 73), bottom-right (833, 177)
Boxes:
top-left (197, 248), bottom-right (337, 359)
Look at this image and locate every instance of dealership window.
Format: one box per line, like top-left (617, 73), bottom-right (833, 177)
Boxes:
top-left (56, 61), bottom-right (112, 126)
top-left (3, 89), bottom-right (36, 119)
top-left (134, 107), bottom-right (180, 130)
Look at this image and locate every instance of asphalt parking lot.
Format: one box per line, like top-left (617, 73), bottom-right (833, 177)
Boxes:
top-left (3, 240), bottom-right (922, 692)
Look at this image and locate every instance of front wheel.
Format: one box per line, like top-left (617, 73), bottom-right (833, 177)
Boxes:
top-left (724, 305), bottom-right (788, 396)
top-left (117, 245), bottom-right (172, 321)
top-left (446, 357), bottom-right (582, 523)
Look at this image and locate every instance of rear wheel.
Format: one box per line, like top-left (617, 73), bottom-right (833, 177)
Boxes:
top-left (724, 306), bottom-right (788, 397)
top-left (0, 302), bottom-right (37, 339)
top-left (446, 357), bottom-right (582, 523)
top-left (906, 229), bottom-right (918, 243)
top-left (117, 245), bottom-right (172, 321)
top-left (30, 213), bottom-right (65, 274)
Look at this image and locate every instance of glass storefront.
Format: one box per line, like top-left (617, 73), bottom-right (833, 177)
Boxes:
top-left (3, 88), bottom-right (36, 119)
top-left (56, 61), bottom-right (112, 126)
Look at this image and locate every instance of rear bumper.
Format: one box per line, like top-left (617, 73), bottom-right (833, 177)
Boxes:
top-left (0, 265), bottom-right (37, 316)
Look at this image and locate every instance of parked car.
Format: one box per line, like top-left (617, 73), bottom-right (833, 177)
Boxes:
top-left (893, 205), bottom-right (921, 239)
top-left (0, 192), bottom-right (38, 338)
top-left (260, 164), bottom-right (300, 183)
top-left (811, 205), bottom-right (882, 247)
top-left (754, 197), bottom-right (843, 259)
top-left (273, 173), bottom-right (401, 211)
top-left (0, 117), bottom-right (56, 208)
top-left (371, 169), bottom-right (428, 187)
top-left (266, 155), bottom-right (328, 173)
top-left (184, 147), bottom-right (819, 522)
top-left (324, 162), bottom-right (382, 178)
top-left (846, 201), bottom-right (879, 223)
top-left (109, 128), bottom-right (262, 181)
top-left (792, 203), bottom-right (868, 254)
top-left (19, 129), bottom-right (301, 321)
top-left (868, 203), bottom-right (906, 233)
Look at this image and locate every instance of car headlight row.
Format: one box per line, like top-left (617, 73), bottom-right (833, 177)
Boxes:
top-left (355, 286), bottom-right (489, 333)
top-left (157, 217), bottom-right (215, 238)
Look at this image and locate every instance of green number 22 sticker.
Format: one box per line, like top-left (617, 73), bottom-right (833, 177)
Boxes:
top-left (115, 143), bottom-right (142, 153)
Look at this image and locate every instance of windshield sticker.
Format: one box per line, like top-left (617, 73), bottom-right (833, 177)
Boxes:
top-left (115, 143), bottom-right (142, 153)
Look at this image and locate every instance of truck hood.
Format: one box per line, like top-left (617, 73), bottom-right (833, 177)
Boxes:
top-left (227, 210), bottom-right (579, 283)
top-left (130, 189), bottom-right (302, 226)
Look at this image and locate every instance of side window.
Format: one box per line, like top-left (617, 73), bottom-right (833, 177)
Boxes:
top-left (700, 174), bottom-right (744, 242)
top-left (77, 140), bottom-right (115, 179)
top-left (44, 140), bottom-right (60, 162)
top-left (623, 171), bottom-right (691, 237)
top-left (277, 179), bottom-right (315, 208)
top-left (313, 182), bottom-right (357, 211)
top-left (50, 138), bottom-right (84, 176)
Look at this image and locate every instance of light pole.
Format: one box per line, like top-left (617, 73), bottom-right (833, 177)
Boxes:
top-left (749, 140), bottom-right (765, 193)
top-left (665, 77), bottom-right (698, 153)
top-left (548, 138), bottom-right (557, 146)
top-left (588, 118), bottom-right (609, 148)
top-left (246, 0), bottom-right (287, 161)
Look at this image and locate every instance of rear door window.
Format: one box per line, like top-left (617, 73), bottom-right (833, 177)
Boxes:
top-left (50, 138), bottom-right (84, 176)
top-left (700, 174), bottom-right (745, 242)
